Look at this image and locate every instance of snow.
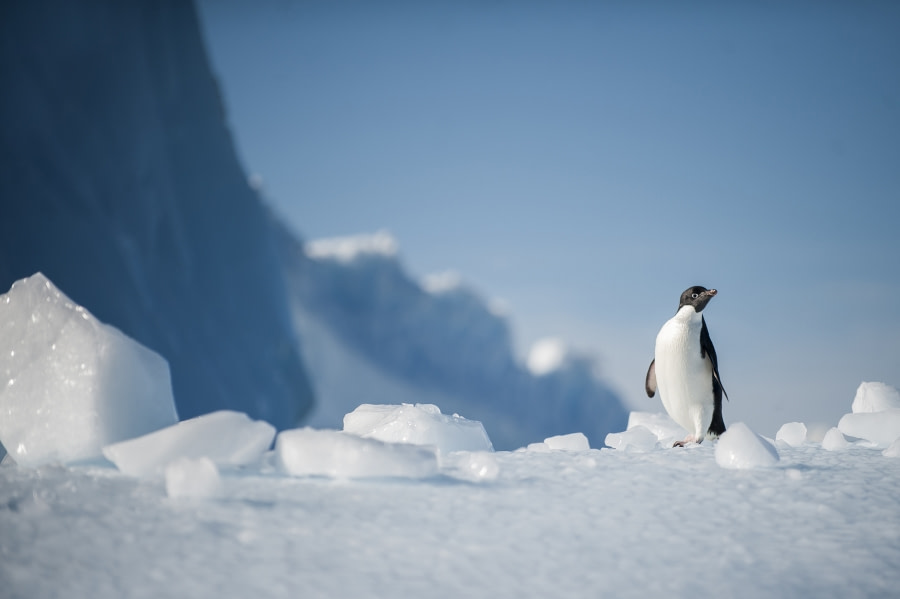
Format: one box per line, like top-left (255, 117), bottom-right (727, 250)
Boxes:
top-left (821, 427), bottom-right (850, 451)
top-left (775, 422), bottom-right (808, 447)
top-left (165, 457), bottom-right (223, 499)
top-left (102, 411), bottom-right (276, 478)
top-left (851, 381), bottom-right (900, 413)
top-left (526, 337), bottom-right (568, 376)
top-left (0, 273), bottom-right (178, 468)
top-left (304, 230), bottom-right (399, 263)
top-left (342, 403), bottom-right (493, 453)
top-left (421, 270), bottom-right (463, 294)
top-left (714, 422), bottom-right (780, 469)
top-left (2, 418), bottom-right (899, 598)
top-left (274, 427), bottom-right (439, 479)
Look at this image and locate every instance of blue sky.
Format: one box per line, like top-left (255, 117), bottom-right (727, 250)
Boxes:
top-left (198, 1), bottom-right (899, 436)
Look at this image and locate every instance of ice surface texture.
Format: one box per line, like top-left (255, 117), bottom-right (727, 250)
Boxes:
top-left (0, 274), bottom-right (178, 467)
top-left (343, 403), bottom-right (493, 453)
top-left (103, 411), bottom-right (276, 478)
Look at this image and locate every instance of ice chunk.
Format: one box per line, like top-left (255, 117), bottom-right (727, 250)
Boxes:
top-left (102, 411), bottom-right (275, 477)
top-left (342, 404), bottom-right (493, 453)
top-left (775, 422), bottom-right (807, 447)
top-left (883, 439), bottom-right (900, 458)
top-left (715, 422), bottom-right (779, 469)
top-left (821, 427), bottom-right (849, 451)
top-left (605, 426), bottom-right (659, 452)
top-left (851, 382), bottom-right (900, 413)
top-left (0, 273), bottom-right (178, 467)
top-left (626, 412), bottom-right (688, 445)
top-left (838, 409), bottom-right (900, 447)
top-left (165, 457), bottom-right (223, 499)
top-left (544, 432), bottom-right (590, 451)
top-left (275, 428), bottom-right (439, 479)
top-left (442, 451), bottom-right (500, 482)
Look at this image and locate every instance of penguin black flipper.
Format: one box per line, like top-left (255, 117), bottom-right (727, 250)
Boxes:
top-left (700, 316), bottom-right (727, 437)
top-left (700, 316), bottom-right (728, 400)
top-left (645, 359), bottom-right (657, 398)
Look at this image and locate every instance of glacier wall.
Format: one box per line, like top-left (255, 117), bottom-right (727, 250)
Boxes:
top-left (0, 1), bottom-right (314, 427)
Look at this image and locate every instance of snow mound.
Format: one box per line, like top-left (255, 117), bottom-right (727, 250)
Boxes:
top-left (0, 273), bottom-right (178, 467)
top-left (342, 403), bottom-right (493, 453)
top-left (851, 381), bottom-right (900, 413)
top-left (526, 338), bottom-right (567, 376)
top-left (821, 427), bottom-right (850, 451)
top-left (626, 412), bottom-right (688, 445)
top-left (305, 231), bottom-right (398, 263)
top-left (605, 426), bottom-right (659, 452)
top-left (102, 411), bottom-right (275, 477)
top-left (838, 409), bottom-right (900, 447)
top-left (275, 428), bottom-right (439, 479)
top-left (165, 457), bottom-right (223, 499)
top-left (544, 432), bottom-right (590, 451)
top-left (715, 422), bottom-right (779, 469)
top-left (776, 422), bottom-right (808, 447)
top-left (883, 439), bottom-right (900, 458)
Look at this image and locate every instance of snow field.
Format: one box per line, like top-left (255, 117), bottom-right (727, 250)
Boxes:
top-left (2, 273), bottom-right (900, 597)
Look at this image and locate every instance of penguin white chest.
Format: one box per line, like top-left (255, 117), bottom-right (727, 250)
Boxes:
top-left (654, 308), bottom-right (714, 440)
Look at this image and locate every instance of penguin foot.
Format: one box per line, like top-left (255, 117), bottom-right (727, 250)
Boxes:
top-left (673, 436), bottom-right (701, 448)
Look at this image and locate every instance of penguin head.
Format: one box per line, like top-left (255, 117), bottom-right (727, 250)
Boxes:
top-left (678, 286), bottom-right (717, 313)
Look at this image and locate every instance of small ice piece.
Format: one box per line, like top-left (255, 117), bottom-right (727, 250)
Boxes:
top-left (342, 404), bottom-right (493, 453)
top-left (275, 428), bottom-right (439, 479)
top-left (443, 451), bottom-right (500, 482)
top-left (715, 422), bottom-right (779, 469)
top-left (821, 427), bottom-right (849, 451)
top-left (851, 382), bottom-right (900, 413)
top-left (102, 411), bottom-right (276, 477)
top-left (525, 442), bottom-right (551, 452)
top-left (165, 457), bottom-right (223, 499)
top-left (0, 273), bottom-right (178, 467)
top-left (775, 422), bottom-right (807, 447)
top-left (626, 412), bottom-right (688, 445)
top-left (883, 439), bottom-right (900, 458)
top-left (838, 409), bottom-right (900, 447)
top-left (544, 432), bottom-right (590, 451)
top-left (604, 426), bottom-right (659, 452)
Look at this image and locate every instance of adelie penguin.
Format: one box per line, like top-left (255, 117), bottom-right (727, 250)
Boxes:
top-left (645, 286), bottom-right (728, 447)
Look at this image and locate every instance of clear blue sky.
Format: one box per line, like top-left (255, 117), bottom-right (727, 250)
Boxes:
top-left (197, 1), bottom-right (900, 436)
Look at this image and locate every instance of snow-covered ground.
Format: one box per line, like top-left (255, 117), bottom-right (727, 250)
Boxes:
top-left (2, 434), bottom-right (899, 598)
top-left (3, 274), bottom-right (900, 598)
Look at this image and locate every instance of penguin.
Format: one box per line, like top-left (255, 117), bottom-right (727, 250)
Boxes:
top-left (645, 286), bottom-right (727, 447)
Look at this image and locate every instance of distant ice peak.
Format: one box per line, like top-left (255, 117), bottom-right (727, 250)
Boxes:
top-left (527, 337), bottom-right (568, 376)
top-left (422, 270), bottom-right (462, 295)
top-left (305, 230), bottom-right (398, 263)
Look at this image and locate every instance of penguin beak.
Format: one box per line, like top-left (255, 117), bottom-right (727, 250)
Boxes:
top-left (704, 289), bottom-right (718, 298)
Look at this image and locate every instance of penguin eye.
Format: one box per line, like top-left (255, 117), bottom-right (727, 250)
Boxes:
top-left (691, 293), bottom-right (699, 299)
